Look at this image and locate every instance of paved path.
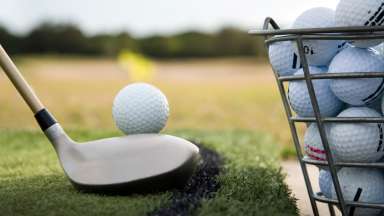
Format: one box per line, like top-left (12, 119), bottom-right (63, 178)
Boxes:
top-left (281, 161), bottom-right (341, 216)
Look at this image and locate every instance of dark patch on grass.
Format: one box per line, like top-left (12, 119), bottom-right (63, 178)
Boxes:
top-left (149, 143), bottom-right (222, 216)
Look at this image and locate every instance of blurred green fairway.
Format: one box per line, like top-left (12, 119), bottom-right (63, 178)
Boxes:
top-left (0, 56), bottom-right (298, 148)
top-left (0, 56), bottom-right (299, 215)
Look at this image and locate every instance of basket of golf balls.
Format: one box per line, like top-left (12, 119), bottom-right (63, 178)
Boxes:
top-left (252, 0), bottom-right (384, 215)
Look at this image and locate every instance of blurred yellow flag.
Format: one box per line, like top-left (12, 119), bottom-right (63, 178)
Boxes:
top-left (118, 50), bottom-right (155, 82)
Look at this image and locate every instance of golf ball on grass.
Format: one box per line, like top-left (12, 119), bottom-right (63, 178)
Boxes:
top-left (268, 41), bottom-right (302, 76)
top-left (329, 107), bottom-right (384, 163)
top-left (288, 67), bottom-right (343, 117)
top-left (329, 47), bottom-right (384, 106)
top-left (336, 0), bottom-right (384, 48)
top-left (331, 168), bottom-right (384, 216)
top-left (292, 7), bottom-right (344, 66)
top-left (112, 83), bottom-right (169, 135)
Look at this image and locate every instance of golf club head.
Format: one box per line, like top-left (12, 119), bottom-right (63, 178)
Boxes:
top-left (44, 123), bottom-right (200, 194)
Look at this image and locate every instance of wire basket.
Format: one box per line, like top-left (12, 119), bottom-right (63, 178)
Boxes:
top-left (249, 18), bottom-right (384, 216)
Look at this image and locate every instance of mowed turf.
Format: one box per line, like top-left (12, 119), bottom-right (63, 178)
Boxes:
top-left (0, 129), bottom-right (298, 216)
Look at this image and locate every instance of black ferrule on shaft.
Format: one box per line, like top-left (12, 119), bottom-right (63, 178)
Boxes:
top-left (34, 109), bottom-right (57, 131)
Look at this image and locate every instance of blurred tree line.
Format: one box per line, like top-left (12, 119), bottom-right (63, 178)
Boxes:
top-left (0, 23), bottom-right (266, 58)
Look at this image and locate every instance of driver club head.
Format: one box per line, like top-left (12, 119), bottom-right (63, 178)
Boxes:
top-left (45, 123), bottom-right (200, 194)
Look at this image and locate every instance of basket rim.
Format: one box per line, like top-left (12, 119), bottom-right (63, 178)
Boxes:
top-left (249, 17), bottom-right (384, 36)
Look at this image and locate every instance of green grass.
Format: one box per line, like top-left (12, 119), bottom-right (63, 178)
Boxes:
top-left (0, 129), bottom-right (297, 215)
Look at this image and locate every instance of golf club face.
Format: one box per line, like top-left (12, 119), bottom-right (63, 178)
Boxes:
top-left (44, 123), bottom-right (200, 194)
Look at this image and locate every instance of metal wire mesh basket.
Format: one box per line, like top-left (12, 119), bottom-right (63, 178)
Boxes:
top-left (249, 18), bottom-right (384, 216)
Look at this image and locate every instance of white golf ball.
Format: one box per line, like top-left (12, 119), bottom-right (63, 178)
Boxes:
top-left (112, 83), bottom-right (169, 135)
top-left (288, 67), bottom-right (343, 117)
top-left (292, 7), bottom-right (344, 66)
top-left (331, 168), bottom-right (384, 216)
top-left (329, 47), bottom-right (384, 106)
top-left (329, 107), bottom-right (384, 162)
top-left (336, 0), bottom-right (384, 48)
top-left (304, 123), bottom-right (329, 162)
top-left (319, 169), bottom-right (333, 199)
top-left (268, 41), bottom-right (302, 76)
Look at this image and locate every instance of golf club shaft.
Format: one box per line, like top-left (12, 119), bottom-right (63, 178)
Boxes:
top-left (0, 44), bottom-right (57, 131)
top-left (0, 44), bottom-right (44, 113)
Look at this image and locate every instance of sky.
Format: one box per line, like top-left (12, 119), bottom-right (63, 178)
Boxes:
top-left (0, 0), bottom-right (338, 37)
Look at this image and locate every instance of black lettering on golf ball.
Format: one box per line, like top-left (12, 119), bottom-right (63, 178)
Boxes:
top-left (303, 46), bottom-right (315, 55)
top-left (349, 188), bottom-right (363, 216)
top-left (365, 3), bottom-right (384, 26)
top-left (292, 53), bottom-right (302, 69)
top-left (377, 124), bottom-right (384, 152)
top-left (338, 42), bottom-right (347, 49)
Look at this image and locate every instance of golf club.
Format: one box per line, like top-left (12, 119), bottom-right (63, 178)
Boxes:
top-left (0, 44), bottom-right (200, 194)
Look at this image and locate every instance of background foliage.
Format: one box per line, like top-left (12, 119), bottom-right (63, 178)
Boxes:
top-left (0, 23), bottom-right (266, 58)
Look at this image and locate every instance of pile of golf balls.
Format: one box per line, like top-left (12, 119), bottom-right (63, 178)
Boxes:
top-left (112, 83), bottom-right (169, 135)
top-left (269, 0), bottom-right (384, 208)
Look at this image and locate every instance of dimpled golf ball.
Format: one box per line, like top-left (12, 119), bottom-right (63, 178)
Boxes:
top-left (288, 67), bottom-right (343, 117)
top-left (329, 47), bottom-right (384, 106)
top-left (268, 41), bottom-right (302, 76)
top-left (304, 123), bottom-right (331, 161)
top-left (331, 168), bottom-right (384, 216)
top-left (292, 7), bottom-right (344, 66)
top-left (319, 169), bottom-right (333, 199)
top-left (336, 0), bottom-right (384, 48)
top-left (329, 107), bottom-right (384, 162)
top-left (112, 83), bottom-right (169, 134)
